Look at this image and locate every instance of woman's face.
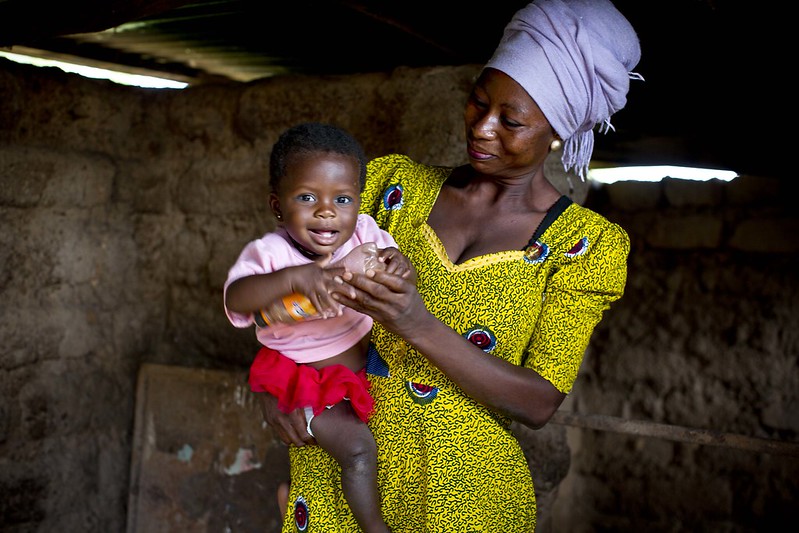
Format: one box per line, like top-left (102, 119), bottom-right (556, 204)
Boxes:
top-left (269, 151), bottom-right (361, 259)
top-left (464, 68), bottom-right (557, 179)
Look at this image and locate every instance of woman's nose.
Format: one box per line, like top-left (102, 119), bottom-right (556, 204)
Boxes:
top-left (472, 113), bottom-right (498, 140)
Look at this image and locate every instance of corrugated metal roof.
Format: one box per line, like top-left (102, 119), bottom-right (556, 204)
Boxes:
top-left (0, 0), bottom-right (786, 178)
top-left (0, 0), bottom-right (517, 83)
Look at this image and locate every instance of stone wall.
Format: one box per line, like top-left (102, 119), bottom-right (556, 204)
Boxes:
top-left (1, 58), bottom-right (796, 532)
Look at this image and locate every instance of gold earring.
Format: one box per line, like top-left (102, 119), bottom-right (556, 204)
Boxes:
top-left (275, 213), bottom-right (282, 220)
top-left (550, 139), bottom-right (563, 152)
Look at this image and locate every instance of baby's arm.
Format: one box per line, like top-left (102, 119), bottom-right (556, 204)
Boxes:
top-left (226, 260), bottom-right (343, 319)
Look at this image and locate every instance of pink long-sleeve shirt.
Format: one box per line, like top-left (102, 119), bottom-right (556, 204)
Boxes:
top-left (224, 214), bottom-right (397, 363)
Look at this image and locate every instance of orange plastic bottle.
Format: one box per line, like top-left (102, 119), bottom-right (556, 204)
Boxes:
top-left (253, 292), bottom-right (318, 327)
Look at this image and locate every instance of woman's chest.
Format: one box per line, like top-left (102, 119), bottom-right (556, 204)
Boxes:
top-left (410, 226), bottom-right (551, 320)
top-left (426, 206), bottom-right (547, 265)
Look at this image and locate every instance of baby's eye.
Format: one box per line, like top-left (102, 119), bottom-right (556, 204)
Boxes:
top-left (297, 193), bottom-right (316, 202)
top-left (335, 196), bottom-right (354, 205)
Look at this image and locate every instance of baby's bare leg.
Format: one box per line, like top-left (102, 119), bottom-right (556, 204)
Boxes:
top-left (310, 402), bottom-right (389, 533)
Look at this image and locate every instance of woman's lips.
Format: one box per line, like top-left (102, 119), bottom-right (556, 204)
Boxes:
top-left (467, 145), bottom-right (493, 160)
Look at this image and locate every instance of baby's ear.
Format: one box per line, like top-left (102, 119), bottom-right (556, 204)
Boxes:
top-left (268, 193), bottom-right (282, 221)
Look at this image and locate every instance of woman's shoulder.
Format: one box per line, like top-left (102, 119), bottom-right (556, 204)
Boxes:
top-left (368, 153), bottom-right (415, 170)
top-left (556, 202), bottom-right (630, 251)
top-left (365, 154), bottom-right (450, 203)
top-left (566, 202), bottom-right (618, 226)
top-left (362, 154), bottom-right (450, 222)
top-left (368, 154), bottom-right (450, 178)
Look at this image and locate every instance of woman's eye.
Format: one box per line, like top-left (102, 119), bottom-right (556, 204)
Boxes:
top-left (502, 116), bottom-right (522, 128)
top-left (468, 94), bottom-right (487, 109)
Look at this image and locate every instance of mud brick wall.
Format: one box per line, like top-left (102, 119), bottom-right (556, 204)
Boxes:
top-left (1, 58), bottom-right (796, 532)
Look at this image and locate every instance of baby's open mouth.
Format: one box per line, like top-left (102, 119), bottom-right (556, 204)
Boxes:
top-left (310, 229), bottom-right (338, 245)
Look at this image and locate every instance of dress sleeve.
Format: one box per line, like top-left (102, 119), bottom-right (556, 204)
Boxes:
top-left (361, 154), bottom-right (410, 226)
top-left (525, 222), bottom-right (630, 393)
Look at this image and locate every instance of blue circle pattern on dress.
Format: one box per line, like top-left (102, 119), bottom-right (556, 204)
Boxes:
top-left (293, 496), bottom-right (309, 531)
top-left (464, 325), bottom-right (497, 353)
top-left (565, 237), bottom-right (589, 258)
top-left (523, 241), bottom-right (550, 264)
top-left (382, 184), bottom-right (404, 210)
top-left (404, 381), bottom-right (439, 404)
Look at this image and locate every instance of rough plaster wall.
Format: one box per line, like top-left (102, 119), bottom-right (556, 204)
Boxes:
top-left (1, 58), bottom-right (797, 532)
top-left (556, 179), bottom-right (799, 532)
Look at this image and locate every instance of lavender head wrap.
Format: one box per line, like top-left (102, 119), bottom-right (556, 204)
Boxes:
top-left (484, 0), bottom-right (643, 179)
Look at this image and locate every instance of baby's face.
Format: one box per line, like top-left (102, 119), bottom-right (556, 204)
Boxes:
top-left (272, 151), bottom-right (361, 259)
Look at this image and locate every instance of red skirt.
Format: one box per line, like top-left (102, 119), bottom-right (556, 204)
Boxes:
top-left (248, 346), bottom-right (375, 423)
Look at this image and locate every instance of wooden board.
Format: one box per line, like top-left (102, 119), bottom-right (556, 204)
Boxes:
top-left (127, 363), bottom-right (289, 533)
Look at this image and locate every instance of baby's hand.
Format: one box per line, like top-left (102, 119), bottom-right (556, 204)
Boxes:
top-left (331, 242), bottom-right (383, 274)
top-left (287, 261), bottom-right (343, 319)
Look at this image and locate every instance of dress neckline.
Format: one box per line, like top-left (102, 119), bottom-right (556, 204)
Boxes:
top-left (524, 195), bottom-right (572, 249)
top-left (421, 195), bottom-right (574, 269)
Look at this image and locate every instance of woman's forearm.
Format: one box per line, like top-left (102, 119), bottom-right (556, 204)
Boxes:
top-left (334, 268), bottom-right (566, 428)
top-left (402, 314), bottom-right (566, 429)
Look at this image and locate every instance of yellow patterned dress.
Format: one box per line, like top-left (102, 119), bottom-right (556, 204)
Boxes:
top-left (282, 154), bottom-right (630, 532)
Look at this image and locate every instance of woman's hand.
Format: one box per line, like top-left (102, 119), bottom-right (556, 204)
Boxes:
top-left (331, 266), bottom-right (431, 340)
top-left (256, 392), bottom-right (315, 447)
top-left (376, 246), bottom-right (417, 284)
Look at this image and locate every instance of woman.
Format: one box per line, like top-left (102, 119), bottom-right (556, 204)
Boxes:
top-left (256, 0), bottom-right (642, 530)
